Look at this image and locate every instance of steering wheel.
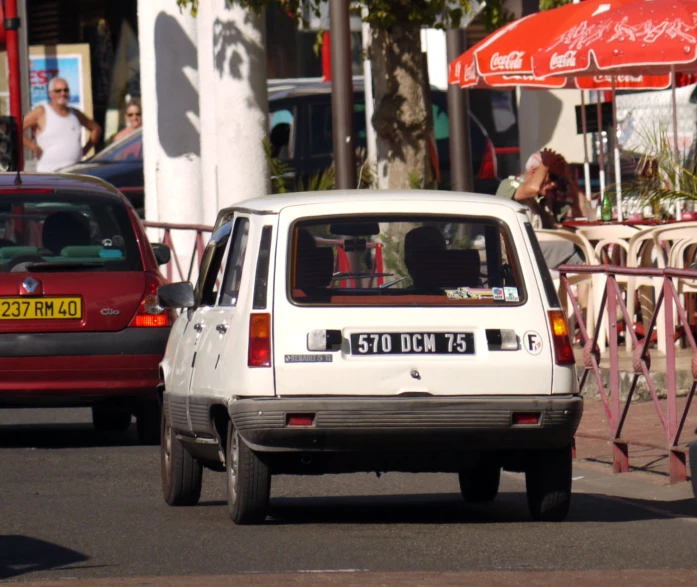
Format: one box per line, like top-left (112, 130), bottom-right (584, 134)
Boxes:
top-left (8, 255), bottom-right (46, 272)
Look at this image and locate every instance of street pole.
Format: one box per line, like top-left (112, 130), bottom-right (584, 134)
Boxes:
top-left (5, 0), bottom-right (24, 170)
top-left (329, 0), bottom-right (356, 189)
top-left (446, 27), bottom-right (473, 192)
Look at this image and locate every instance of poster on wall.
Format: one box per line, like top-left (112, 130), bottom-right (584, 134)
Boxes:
top-left (29, 53), bottom-right (85, 112)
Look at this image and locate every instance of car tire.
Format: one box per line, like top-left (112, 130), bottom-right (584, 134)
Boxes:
top-left (226, 424), bottom-right (270, 525)
top-left (458, 464), bottom-right (501, 502)
top-left (525, 444), bottom-right (572, 522)
top-left (161, 407), bottom-right (202, 506)
top-left (136, 402), bottom-right (161, 445)
top-left (91, 406), bottom-right (132, 432)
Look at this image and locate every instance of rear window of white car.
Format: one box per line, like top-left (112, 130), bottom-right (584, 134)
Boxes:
top-left (288, 215), bottom-right (525, 306)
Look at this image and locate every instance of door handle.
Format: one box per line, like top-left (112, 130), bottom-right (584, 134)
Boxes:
top-left (216, 323), bottom-right (228, 334)
top-left (193, 323), bottom-right (204, 333)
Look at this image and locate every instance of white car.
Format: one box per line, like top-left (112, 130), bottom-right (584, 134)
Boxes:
top-left (157, 190), bottom-right (583, 525)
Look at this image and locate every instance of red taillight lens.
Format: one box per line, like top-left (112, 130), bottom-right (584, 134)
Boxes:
top-left (548, 310), bottom-right (575, 365)
top-left (287, 414), bottom-right (315, 427)
top-left (477, 141), bottom-right (497, 180)
top-left (129, 273), bottom-right (172, 328)
top-left (513, 412), bottom-right (540, 425)
top-left (248, 313), bottom-right (271, 367)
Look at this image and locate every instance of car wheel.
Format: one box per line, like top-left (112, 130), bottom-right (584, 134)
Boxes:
top-left (458, 464), bottom-right (501, 502)
top-left (91, 406), bottom-right (132, 431)
top-left (226, 424), bottom-right (270, 525)
top-left (525, 444), bottom-right (572, 522)
top-left (161, 407), bottom-right (202, 506)
top-left (136, 402), bottom-right (161, 445)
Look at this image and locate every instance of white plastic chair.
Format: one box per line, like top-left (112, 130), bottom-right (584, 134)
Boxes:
top-left (624, 226), bottom-right (668, 353)
top-left (652, 223), bottom-right (697, 349)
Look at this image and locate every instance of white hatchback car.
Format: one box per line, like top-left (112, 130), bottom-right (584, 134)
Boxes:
top-left (157, 190), bottom-right (582, 525)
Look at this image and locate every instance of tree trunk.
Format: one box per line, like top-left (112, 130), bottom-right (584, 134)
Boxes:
top-left (370, 20), bottom-right (430, 190)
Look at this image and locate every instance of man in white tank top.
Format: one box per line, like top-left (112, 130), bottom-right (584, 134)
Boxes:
top-left (23, 77), bottom-right (102, 172)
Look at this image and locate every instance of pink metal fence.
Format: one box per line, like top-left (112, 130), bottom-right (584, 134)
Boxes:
top-left (142, 221), bottom-right (213, 283)
top-left (558, 264), bottom-right (697, 483)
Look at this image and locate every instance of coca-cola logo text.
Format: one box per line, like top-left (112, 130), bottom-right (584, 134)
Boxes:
top-left (489, 51), bottom-right (524, 71)
top-left (549, 50), bottom-right (577, 70)
top-left (463, 63), bottom-right (477, 82)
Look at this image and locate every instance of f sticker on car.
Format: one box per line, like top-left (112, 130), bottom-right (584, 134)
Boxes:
top-left (523, 331), bottom-right (543, 355)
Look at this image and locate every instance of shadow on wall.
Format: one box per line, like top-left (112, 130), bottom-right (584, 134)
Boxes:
top-left (212, 7), bottom-right (267, 116)
top-left (154, 12), bottom-right (201, 158)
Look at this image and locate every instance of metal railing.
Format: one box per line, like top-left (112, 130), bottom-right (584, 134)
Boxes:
top-left (558, 264), bottom-right (697, 483)
top-left (142, 221), bottom-right (213, 283)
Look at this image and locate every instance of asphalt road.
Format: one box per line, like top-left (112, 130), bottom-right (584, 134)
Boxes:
top-left (2, 408), bottom-right (697, 585)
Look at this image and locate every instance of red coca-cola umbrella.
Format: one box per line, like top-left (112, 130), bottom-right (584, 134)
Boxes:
top-left (532, 0), bottom-right (697, 219)
top-left (532, 0), bottom-right (697, 78)
top-left (448, 5), bottom-right (671, 209)
top-left (474, 0), bottom-right (637, 78)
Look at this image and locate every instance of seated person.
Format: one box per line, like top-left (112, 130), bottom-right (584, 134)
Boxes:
top-left (497, 148), bottom-right (586, 268)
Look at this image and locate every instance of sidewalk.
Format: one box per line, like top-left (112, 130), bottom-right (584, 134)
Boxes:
top-left (576, 395), bottom-right (697, 479)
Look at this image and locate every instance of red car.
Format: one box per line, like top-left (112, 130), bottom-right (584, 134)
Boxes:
top-left (0, 173), bottom-right (172, 444)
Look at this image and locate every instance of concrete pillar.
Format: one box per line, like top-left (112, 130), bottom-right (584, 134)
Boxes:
top-left (138, 0), bottom-right (202, 278)
top-left (197, 1), bottom-right (269, 223)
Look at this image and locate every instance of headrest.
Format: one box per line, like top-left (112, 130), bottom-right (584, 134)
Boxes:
top-left (404, 226), bottom-right (446, 260)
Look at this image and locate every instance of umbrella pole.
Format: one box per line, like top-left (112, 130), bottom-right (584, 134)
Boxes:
top-left (612, 77), bottom-right (623, 221)
top-left (597, 92), bottom-right (607, 210)
top-left (671, 66), bottom-right (682, 221)
top-left (581, 89), bottom-right (592, 205)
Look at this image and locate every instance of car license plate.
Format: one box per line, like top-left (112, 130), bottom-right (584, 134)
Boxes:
top-left (0, 297), bottom-right (82, 320)
top-left (350, 332), bottom-right (474, 355)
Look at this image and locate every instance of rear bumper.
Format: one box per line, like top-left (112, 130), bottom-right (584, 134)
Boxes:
top-left (0, 328), bottom-right (170, 357)
top-left (0, 329), bottom-right (169, 406)
top-left (230, 395), bottom-right (583, 453)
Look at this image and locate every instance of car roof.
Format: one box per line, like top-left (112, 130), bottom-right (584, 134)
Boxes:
top-left (268, 78), bottom-right (447, 101)
top-left (222, 190), bottom-right (525, 216)
top-left (0, 172), bottom-right (126, 202)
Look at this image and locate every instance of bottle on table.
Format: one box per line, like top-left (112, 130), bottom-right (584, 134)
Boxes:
top-left (601, 192), bottom-right (613, 222)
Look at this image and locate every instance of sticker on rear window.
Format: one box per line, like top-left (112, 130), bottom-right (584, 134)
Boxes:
top-left (524, 331), bottom-right (543, 355)
top-left (445, 288), bottom-right (495, 300)
top-left (504, 287), bottom-right (519, 302)
top-left (492, 287), bottom-right (504, 301)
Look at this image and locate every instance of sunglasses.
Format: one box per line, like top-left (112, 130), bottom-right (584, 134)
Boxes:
top-left (126, 112), bottom-right (142, 117)
top-left (52, 88), bottom-right (70, 94)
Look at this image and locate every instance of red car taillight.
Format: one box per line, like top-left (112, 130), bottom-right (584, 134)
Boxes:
top-left (248, 313), bottom-right (271, 367)
top-left (548, 310), bottom-right (575, 365)
top-left (129, 273), bottom-right (173, 328)
top-left (477, 141), bottom-right (497, 180)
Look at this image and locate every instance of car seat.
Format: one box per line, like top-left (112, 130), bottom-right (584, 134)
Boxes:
top-left (294, 229), bottom-right (334, 300)
top-left (404, 226), bottom-right (481, 291)
top-left (42, 211), bottom-right (92, 255)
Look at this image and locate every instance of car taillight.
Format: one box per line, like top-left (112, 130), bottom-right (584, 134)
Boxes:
top-left (248, 313), bottom-right (271, 367)
top-left (129, 273), bottom-right (173, 328)
top-left (548, 310), bottom-right (575, 365)
top-left (477, 141), bottom-right (497, 180)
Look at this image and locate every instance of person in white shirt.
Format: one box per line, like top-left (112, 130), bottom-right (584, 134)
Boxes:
top-left (23, 77), bottom-right (102, 172)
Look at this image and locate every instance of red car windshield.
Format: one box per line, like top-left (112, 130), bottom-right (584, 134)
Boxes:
top-left (0, 192), bottom-right (142, 273)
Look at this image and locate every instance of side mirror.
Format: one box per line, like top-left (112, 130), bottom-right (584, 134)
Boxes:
top-left (152, 243), bottom-right (171, 266)
top-left (158, 282), bottom-right (195, 309)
